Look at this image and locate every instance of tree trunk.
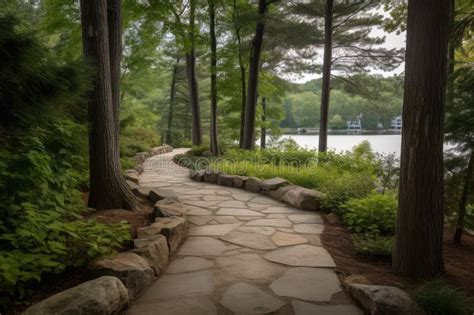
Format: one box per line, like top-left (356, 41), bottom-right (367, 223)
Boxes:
top-left (239, 64), bottom-right (246, 148)
top-left (260, 96), bottom-right (266, 149)
top-left (166, 59), bottom-right (179, 145)
top-left (392, 0), bottom-right (449, 278)
top-left (186, 0), bottom-right (202, 146)
top-left (242, 0), bottom-right (268, 150)
top-left (233, 0), bottom-right (246, 148)
top-left (454, 152), bottom-right (474, 243)
top-left (446, 0), bottom-right (456, 109)
top-left (209, 0), bottom-right (219, 155)
top-left (80, 0), bottom-right (136, 210)
top-left (318, 0), bottom-right (333, 153)
top-left (107, 0), bottom-right (121, 146)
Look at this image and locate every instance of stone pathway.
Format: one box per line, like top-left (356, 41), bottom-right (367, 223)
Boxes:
top-left (127, 149), bottom-right (362, 315)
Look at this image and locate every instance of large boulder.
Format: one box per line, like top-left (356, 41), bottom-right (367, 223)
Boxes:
top-left (137, 217), bottom-right (187, 252)
top-left (343, 274), bottom-right (371, 289)
top-left (154, 201), bottom-right (186, 218)
top-left (233, 176), bottom-right (249, 188)
top-left (132, 235), bottom-right (169, 275)
top-left (260, 177), bottom-right (289, 194)
top-left (269, 185), bottom-right (298, 201)
top-left (23, 276), bottom-right (128, 315)
top-left (203, 170), bottom-right (219, 183)
top-left (191, 170), bottom-right (205, 181)
top-left (149, 188), bottom-right (178, 203)
top-left (90, 252), bottom-right (154, 300)
top-left (217, 173), bottom-right (236, 187)
top-left (348, 284), bottom-right (422, 315)
top-left (245, 177), bottom-right (262, 193)
top-left (131, 186), bottom-right (152, 199)
top-left (282, 186), bottom-right (324, 211)
top-left (124, 170), bottom-right (139, 184)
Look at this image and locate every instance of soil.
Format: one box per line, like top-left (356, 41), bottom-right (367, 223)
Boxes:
top-left (321, 215), bottom-right (474, 297)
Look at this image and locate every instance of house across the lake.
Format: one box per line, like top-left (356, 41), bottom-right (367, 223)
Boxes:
top-left (347, 114), bottom-right (362, 133)
top-left (391, 116), bottom-right (402, 131)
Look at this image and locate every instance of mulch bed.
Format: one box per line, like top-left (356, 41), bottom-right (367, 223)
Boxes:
top-left (321, 217), bottom-right (474, 297)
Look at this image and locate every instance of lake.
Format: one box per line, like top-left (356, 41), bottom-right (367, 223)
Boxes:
top-left (277, 134), bottom-right (456, 155)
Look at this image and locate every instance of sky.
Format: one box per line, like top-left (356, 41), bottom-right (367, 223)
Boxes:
top-left (287, 9), bottom-right (408, 84)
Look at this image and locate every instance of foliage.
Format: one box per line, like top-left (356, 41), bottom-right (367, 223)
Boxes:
top-left (342, 192), bottom-right (397, 235)
top-left (0, 15), bottom-right (130, 301)
top-left (281, 75), bottom-right (403, 130)
top-left (0, 124), bottom-right (131, 300)
top-left (413, 280), bottom-right (474, 315)
top-left (199, 141), bottom-right (378, 212)
top-left (353, 235), bottom-right (393, 258)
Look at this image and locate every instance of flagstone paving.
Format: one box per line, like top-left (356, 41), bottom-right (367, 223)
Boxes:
top-left (126, 149), bottom-right (362, 315)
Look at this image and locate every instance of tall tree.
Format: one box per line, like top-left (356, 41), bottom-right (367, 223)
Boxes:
top-left (186, 0), bottom-right (203, 146)
top-left (107, 0), bottom-right (122, 145)
top-left (318, 0), bottom-right (333, 152)
top-left (286, 1), bottom-right (403, 149)
top-left (208, 0), bottom-right (219, 155)
top-left (241, 0), bottom-right (269, 150)
top-left (80, 0), bottom-right (136, 210)
top-left (260, 96), bottom-right (266, 149)
top-left (392, 0), bottom-right (450, 278)
top-left (231, 0), bottom-right (248, 148)
top-left (166, 57), bottom-right (180, 145)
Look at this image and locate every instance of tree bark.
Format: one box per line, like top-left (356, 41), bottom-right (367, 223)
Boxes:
top-left (446, 0), bottom-right (456, 109)
top-left (166, 59), bottom-right (179, 145)
top-left (454, 152), bottom-right (474, 243)
top-left (208, 0), bottom-right (219, 155)
top-left (232, 0), bottom-right (247, 148)
top-left (392, 0), bottom-right (449, 278)
top-left (318, 0), bottom-right (333, 152)
top-left (107, 0), bottom-right (121, 146)
top-left (242, 0), bottom-right (268, 150)
top-left (80, 0), bottom-right (136, 210)
top-left (186, 0), bottom-right (202, 146)
top-left (260, 96), bottom-right (266, 149)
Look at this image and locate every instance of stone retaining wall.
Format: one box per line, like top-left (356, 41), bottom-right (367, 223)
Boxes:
top-left (191, 170), bottom-right (325, 212)
top-left (23, 146), bottom-right (187, 315)
top-left (124, 145), bottom-right (173, 183)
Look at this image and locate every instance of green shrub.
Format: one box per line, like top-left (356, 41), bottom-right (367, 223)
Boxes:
top-left (0, 124), bottom-right (131, 299)
top-left (342, 193), bottom-right (397, 235)
top-left (120, 127), bottom-right (160, 158)
top-left (413, 280), bottom-right (474, 315)
top-left (353, 235), bottom-right (393, 258)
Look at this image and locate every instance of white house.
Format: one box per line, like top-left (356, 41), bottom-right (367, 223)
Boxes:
top-left (391, 116), bottom-right (402, 130)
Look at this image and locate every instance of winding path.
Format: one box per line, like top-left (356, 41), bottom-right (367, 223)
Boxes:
top-left (127, 149), bottom-right (362, 315)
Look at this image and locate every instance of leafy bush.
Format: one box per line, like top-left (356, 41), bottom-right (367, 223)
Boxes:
top-left (342, 193), bottom-right (397, 235)
top-left (0, 16), bottom-right (130, 301)
top-left (413, 280), bottom-right (474, 315)
top-left (353, 235), bottom-right (393, 258)
top-left (0, 124), bottom-right (131, 299)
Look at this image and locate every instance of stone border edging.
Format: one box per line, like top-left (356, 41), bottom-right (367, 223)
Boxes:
top-left (22, 145), bottom-right (186, 315)
top-left (190, 170), bottom-right (325, 212)
top-left (124, 145), bottom-right (173, 183)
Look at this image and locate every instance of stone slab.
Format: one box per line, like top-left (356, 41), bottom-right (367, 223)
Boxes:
top-left (216, 208), bottom-right (264, 216)
top-left (220, 282), bottom-right (285, 314)
top-left (271, 231), bottom-right (308, 247)
top-left (245, 218), bottom-right (292, 228)
top-left (292, 300), bottom-right (363, 315)
top-left (189, 223), bottom-right (241, 236)
top-left (220, 231), bottom-right (277, 250)
top-left (270, 267), bottom-right (341, 302)
top-left (166, 257), bottom-right (214, 274)
top-left (178, 237), bottom-right (228, 256)
top-left (216, 253), bottom-right (285, 280)
top-left (264, 244), bottom-right (336, 267)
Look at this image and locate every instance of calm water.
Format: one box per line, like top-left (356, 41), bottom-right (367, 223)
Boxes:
top-left (278, 134), bottom-right (457, 156)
